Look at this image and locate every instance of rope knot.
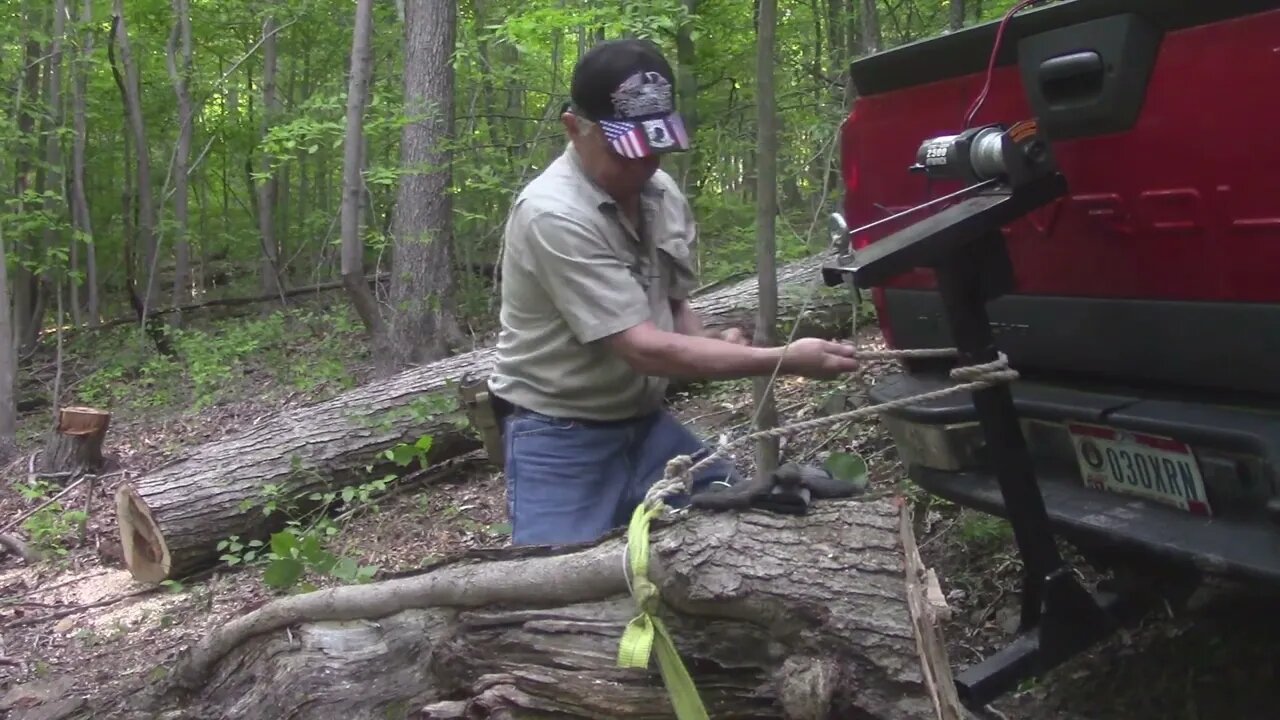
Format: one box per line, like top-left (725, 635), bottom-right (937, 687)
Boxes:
top-left (642, 454), bottom-right (696, 508)
top-left (949, 351), bottom-right (1020, 386)
top-left (663, 454), bottom-right (694, 481)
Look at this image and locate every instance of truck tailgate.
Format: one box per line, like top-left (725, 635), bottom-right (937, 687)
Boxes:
top-left (842, 0), bottom-right (1280, 396)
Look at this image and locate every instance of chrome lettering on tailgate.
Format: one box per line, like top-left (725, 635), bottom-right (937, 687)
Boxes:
top-left (1068, 422), bottom-right (1212, 517)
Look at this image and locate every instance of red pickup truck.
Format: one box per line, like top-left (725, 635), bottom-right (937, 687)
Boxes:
top-left (834, 0), bottom-right (1280, 695)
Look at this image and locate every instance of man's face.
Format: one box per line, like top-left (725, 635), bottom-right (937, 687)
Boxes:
top-left (565, 113), bottom-right (660, 200)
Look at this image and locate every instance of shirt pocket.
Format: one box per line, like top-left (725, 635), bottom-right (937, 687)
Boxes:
top-left (655, 235), bottom-right (699, 299)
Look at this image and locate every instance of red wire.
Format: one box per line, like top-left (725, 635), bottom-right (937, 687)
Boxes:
top-left (963, 0), bottom-right (1045, 129)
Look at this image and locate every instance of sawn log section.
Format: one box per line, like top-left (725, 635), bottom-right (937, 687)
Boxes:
top-left (150, 497), bottom-right (963, 720)
top-left (114, 252), bottom-right (856, 584)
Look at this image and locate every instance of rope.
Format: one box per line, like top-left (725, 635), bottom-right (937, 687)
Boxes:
top-left (642, 347), bottom-right (1018, 508)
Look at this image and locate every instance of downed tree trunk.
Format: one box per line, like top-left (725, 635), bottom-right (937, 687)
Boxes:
top-left (149, 498), bottom-right (964, 720)
top-left (115, 251), bottom-right (855, 585)
top-left (40, 406), bottom-right (111, 475)
top-left (0, 532), bottom-right (41, 564)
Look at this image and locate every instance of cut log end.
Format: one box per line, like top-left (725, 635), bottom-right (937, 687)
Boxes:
top-left (115, 483), bottom-right (172, 584)
top-left (40, 406), bottom-right (112, 476)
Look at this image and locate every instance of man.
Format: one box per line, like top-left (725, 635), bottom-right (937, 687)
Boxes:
top-left (488, 38), bottom-right (859, 547)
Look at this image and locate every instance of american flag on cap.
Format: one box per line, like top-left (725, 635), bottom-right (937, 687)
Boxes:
top-left (599, 114), bottom-right (690, 159)
top-left (599, 119), bottom-right (650, 159)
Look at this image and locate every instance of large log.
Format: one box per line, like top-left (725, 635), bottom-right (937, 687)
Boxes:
top-left (114, 252), bottom-right (855, 585)
top-left (146, 497), bottom-right (965, 720)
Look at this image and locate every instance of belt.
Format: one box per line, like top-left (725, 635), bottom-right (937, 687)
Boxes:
top-left (505, 403), bottom-right (657, 428)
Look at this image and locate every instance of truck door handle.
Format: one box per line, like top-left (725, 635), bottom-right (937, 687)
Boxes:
top-left (1038, 50), bottom-right (1104, 107)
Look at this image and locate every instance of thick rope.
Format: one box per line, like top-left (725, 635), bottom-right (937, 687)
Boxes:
top-left (642, 347), bottom-right (1018, 508)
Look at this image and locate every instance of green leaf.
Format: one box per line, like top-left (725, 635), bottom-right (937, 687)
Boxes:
top-left (824, 451), bottom-right (870, 492)
top-left (270, 530), bottom-right (298, 558)
top-left (330, 557), bottom-right (359, 581)
top-left (263, 558), bottom-right (305, 589)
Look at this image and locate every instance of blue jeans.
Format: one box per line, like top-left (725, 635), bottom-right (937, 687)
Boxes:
top-left (501, 407), bottom-right (740, 546)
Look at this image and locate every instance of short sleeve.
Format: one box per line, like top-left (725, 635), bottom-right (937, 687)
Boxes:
top-left (655, 190), bottom-right (700, 301)
top-left (521, 209), bottom-right (652, 343)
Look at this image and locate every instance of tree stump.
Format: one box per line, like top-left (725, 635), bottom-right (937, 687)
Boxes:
top-left (39, 406), bottom-right (111, 476)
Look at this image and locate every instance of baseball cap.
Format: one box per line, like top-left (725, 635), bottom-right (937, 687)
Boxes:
top-left (569, 39), bottom-right (690, 159)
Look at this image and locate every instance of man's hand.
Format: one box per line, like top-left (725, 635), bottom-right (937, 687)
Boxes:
top-left (714, 327), bottom-right (750, 345)
top-left (777, 338), bottom-right (860, 379)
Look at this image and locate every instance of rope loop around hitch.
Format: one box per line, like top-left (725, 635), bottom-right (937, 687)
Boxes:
top-left (643, 348), bottom-right (1019, 508)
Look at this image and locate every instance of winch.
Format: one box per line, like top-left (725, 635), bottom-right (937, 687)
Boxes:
top-left (822, 119), bottom-right (1056, 268)
top-left (913, 125), bottom-right (1012, 183)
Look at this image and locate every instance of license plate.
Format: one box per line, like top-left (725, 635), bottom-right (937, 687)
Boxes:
top-left (1067, 423), bottom-right (1211, 516)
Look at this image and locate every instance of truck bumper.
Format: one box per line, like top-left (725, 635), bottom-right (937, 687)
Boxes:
top-left (869, 371), bottom-right (1280, 589)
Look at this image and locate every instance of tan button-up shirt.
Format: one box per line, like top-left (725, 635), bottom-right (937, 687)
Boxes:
top-left (488, 144), bottom-right (700, 420)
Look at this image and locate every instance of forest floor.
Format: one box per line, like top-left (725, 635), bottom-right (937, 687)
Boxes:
top-left (1, 298), bottom-right (1278, 720)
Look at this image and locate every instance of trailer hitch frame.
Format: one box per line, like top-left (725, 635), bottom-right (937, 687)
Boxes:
top-left (822, 120), bottom-right (1148, 709)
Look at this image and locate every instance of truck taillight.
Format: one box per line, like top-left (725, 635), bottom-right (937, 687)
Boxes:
top-left (838, 102), bottom-right (897, 347)
top-left (840, 104), bottom-right (861, 253)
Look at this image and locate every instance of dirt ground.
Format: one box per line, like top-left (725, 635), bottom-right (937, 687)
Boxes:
top-left (2, 328), bottom-right (1278, 719)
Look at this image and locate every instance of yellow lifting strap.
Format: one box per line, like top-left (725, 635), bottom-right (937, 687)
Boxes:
top-left (616, 501), bottom-right (710, 720)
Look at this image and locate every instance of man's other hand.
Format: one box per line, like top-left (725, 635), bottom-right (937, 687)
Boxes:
top-left (778, 338), bottom-right (859, 379)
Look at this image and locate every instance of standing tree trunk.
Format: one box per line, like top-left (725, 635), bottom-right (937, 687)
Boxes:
top-left (166, 0), bottom-right (194, 325)
top-left (340, 0), bottom-right (383, 335)
top-left (257, 10), bottom-right (283, 301)
top-left (0, 226), bottom-right (17, 462)
top-left (861, 0), bottom-right (882, 54)
top-left (753, 0), bottom-right (780, 480)
top-left (11, 31), bottom-right (41, 355)
top-left (383, 0), bottom-right (462, 372)
top-left (45, 0), bottom-right (67, 328)
top-left (950, 0), bottom-right (965, 31)
top-left (71, 0), bottom-right (97, 326)
top-left (675, 0), bottom-right (699, 195)
top-left (112, 0), bottom-right (158, 314)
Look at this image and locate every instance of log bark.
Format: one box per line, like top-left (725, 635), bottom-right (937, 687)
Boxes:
top-left (114, 252), bottom-right (855, 585)
top-left (148, 498), bottom-right (964, 720)
top-left (39, 406), bottom-right (111, 475)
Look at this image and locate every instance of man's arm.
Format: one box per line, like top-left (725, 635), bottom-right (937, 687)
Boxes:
top-left (604, 320), bottom-right (784, 379)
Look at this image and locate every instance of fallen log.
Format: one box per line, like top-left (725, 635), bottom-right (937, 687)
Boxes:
top-left (114, 251), bottom-right (855, 585)
top-left (50, 273), bottom-right (391, 336)
top-left (149, 497), bottom-right (964, 720)
top-left (0, 532), bottom-right (41, 564)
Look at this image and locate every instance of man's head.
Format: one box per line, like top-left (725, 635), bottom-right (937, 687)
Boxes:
top-left (563, 39), bottom-right (690, 201)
